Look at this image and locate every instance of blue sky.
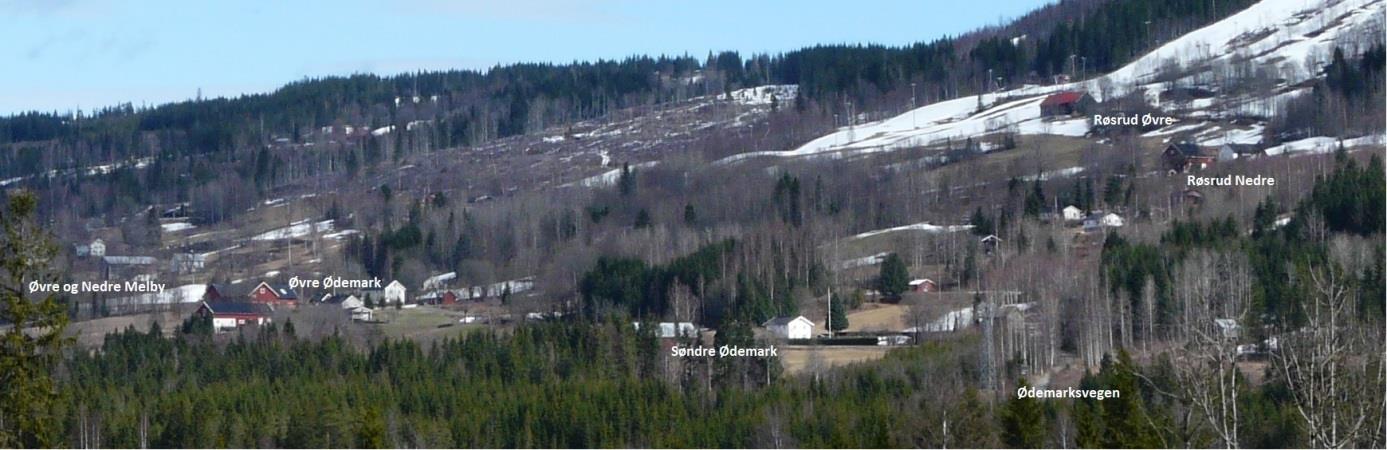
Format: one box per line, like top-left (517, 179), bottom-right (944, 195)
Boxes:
top-left (2, 0), bottom-right (1050, 115)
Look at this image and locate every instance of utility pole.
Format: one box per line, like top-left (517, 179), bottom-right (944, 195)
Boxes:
top-left (845, 100), bottom-right (855, 142)
top-left (979, 253), bottom-right (996, 394)
top-left (827, 283), bottom-right (834, 338)
top-left (911, 82), bottom-right (919, 128)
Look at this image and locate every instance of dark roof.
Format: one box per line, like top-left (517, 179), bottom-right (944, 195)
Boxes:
top-left (206, 283), bottom-right (247, 297)
top-left (258, 282), bottom-right (298, 299)
top-left (202, 301), bottom-right (272, 316)
top-left (1166, 143), bottom-right (1206, 156)
top-left (1040, 91), bottom-right (1085, 107)
top-left (763, 316), bottom-right (806, 327)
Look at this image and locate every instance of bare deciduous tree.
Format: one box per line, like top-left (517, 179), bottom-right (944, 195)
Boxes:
top-left (1169, 249), bottom-right (1252, 449)
top-left (1271, 262), bottom-right (1384, 449)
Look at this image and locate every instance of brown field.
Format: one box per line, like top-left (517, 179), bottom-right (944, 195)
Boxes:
top-left (779, 345), bottom-right (893, 375)
top-left (369, 305), bottom-right (493, 343)
top-left (65, 308), bottom-right (193, 347)
top-left (844, 303), bottom-right (909, 332)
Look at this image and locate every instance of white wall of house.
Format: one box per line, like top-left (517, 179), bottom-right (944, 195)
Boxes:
top-left (1102, 213), bottom-right (1125, 227)
top-left (1062, 206), bottom-right (1083, 221)
top-left (768, 317), bottom-right (815, 339)
top-left (383, 281), bottom-right (407, 304)
top-left (212, 317), bottom-right (239, 330)
top-left (211, 316), bottom-right (268, 331)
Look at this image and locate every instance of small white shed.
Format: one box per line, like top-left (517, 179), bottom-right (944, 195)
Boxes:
top-left (1062, 205), bottom-right (1084, 221)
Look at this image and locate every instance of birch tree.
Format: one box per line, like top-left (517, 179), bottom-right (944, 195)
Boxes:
top-left (1271, 261), bottom-right (1384, 448)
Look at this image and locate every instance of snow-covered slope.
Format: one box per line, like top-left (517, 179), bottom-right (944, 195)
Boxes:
top-left (722, 0), bottom-right (1382, 163)
top-left (1101, 0), bottom-right (1384, 97)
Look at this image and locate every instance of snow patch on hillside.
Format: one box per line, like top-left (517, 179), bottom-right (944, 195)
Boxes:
top-left (160, 221), bottom-right (195, 233)
top-left (251, 219), bottom-right (335, 241)
top-left (905, 307), bottom-right (975, 333)
top-left (850, 222), bottom-right (973, 240)
top-left (1021, 166), bottom-right (1086, 182)
top-left (838, 252), bottom-right (891, 270)
top-left (323, 229), bottom-right (360, 240)
top-left (563, 161), bottom-right (657, 188)
top-left (1264, 134), bottom-right (1385, 155)
top-left (729, 85), bottom-right (798, 106)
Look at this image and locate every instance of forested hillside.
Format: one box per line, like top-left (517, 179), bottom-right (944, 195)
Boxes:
top-left (0, 151), bottom-right (1370, 448)
top-left (1, 0), bottom-right (1258, 223)
top-left (0, 0), bottom-right (1383, 448)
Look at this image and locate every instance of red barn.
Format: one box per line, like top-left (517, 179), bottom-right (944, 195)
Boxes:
top-left (1039, 91), bottom-right (1090, 117)
top-left (250, 281), bottom-right (298, 307)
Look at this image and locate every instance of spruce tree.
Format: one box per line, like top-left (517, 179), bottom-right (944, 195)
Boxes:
top-left (1002, 378), bottom-right (1047, 448)
top-left (829, 295), bottom-right (849, 332)
top-left (878, 253), bottom-right (910, 298)
top-left (0, 192), bottom-right (70, 447)
top-left (618, 163), bottom-right (635, 196)
top-left (1100, 351), bottom-right (1162, 448)
top-left (683, 203), bottom-right (697, 226)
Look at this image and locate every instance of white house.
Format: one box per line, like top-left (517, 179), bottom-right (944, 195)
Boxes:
top-left (1101, 213), bottom-right (1125, 227)
top-left (321, 293), bottom-right (364, 310)
top-left (383, 280), bottom-right (407, 305)
top-left (1062, 205), bottom-right (1084, 222)
top-left (89, 238), bottom-right (106, 257)
top-left (763, 316), bottom-right (815, 340)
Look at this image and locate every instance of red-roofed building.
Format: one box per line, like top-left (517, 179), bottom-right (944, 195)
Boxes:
top-left (1039, 91), bottom-right (1091, 117)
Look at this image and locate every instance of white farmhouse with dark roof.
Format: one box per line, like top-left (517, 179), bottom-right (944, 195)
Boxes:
top-left (763, 315), bottom-right (814, 340)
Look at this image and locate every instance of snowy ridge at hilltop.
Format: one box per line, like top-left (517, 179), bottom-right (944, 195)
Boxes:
top-left (719, 0), bottom-right (1383, 163)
